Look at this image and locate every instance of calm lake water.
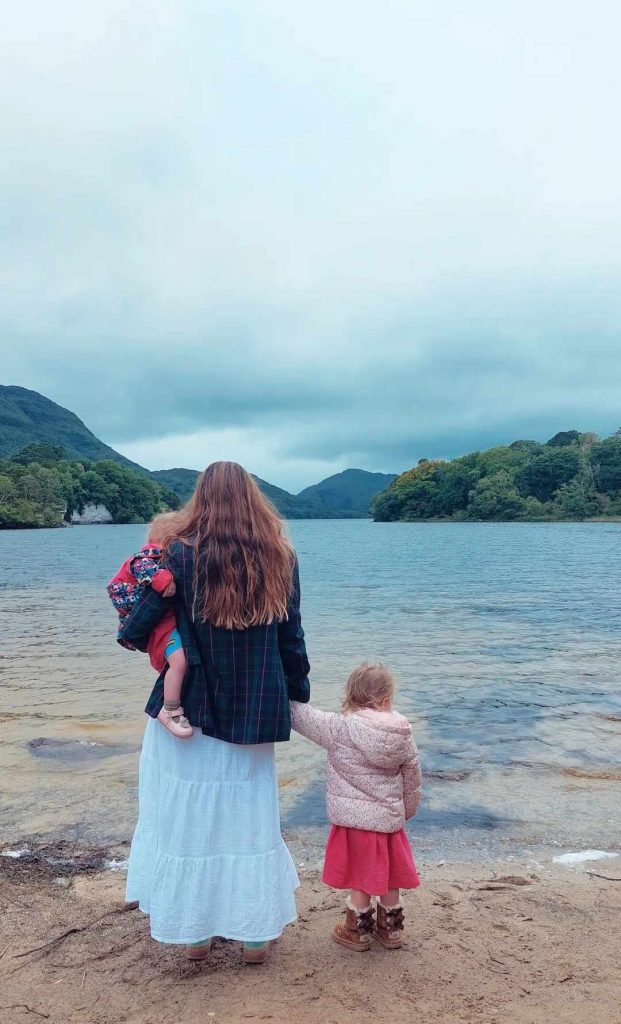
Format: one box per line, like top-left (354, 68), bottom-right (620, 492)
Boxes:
top-left (1, 520), bottom-right (620, 865)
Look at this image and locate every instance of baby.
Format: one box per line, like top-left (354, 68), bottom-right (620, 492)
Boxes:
top-left (108, 513), bottom-right (192, 738)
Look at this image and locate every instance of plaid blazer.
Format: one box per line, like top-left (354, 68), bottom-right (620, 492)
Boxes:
top-left (120, 540), bottom-right (311, 744)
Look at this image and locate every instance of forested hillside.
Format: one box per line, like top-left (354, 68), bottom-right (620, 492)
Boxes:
top-left (371, 431), bottom-right (621, 522)
top-left (0, 444), bottom-right (179, 528)
top-left (0, 385), bottom-right (145, 470)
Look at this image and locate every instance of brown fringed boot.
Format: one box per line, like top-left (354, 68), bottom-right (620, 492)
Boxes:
top-left (332, 900), bottom-right (375, 952)
top-left (375, 903), bottom-right (405, 949)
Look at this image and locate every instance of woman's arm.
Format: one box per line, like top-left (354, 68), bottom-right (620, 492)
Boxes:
top-left (402, 739), bottom-right (422, 819)
top-left (290, 701), bottom-right (338, 750)
top-left (120, 587), bottom-right (174, 651)
top-left (278, 557), bottom-right (311, 702)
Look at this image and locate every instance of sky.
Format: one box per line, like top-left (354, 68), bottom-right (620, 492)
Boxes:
top-left (2, 1), bottom-right (621, 492)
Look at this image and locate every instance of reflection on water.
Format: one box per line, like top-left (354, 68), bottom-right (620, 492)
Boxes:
top-left (1, 521), bottom-right (620, 862)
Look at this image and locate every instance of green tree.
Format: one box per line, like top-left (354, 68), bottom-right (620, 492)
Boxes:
top-left (546, 430), bottom-right (583, 448)
top-left (0, 498), bottom-right (44, 528)
top-left (468, 471), bottom-right (526, 520)
top-left (555, 475), bottom-right (597, 519)
top-left (0, 474), bottom-right (16, 503)
top-left (589, 437), bottom-right (621, 494)
top-left (370, 489), bottom-right (402, 522)
top-left (80, 469), bottom-right (118, 510)
top-left (581, 432), bottom-right (599, 449)
top-left (521, 495), bottom-right (549, 519)
top-left (390, 461), bottom-right (446, 520)
top-left (11, 442), bottom-right (67, 465)
top-left (33, 466), bottom-right (65, 511)
top-left (17, 471), bottom-right (42, 502)
top-left (89, 461), bottom-right (171, 523)
top-left (520, 449), bottom-right (582, 502)
top-left (478, 445), bottom-right (529, 477)
top-left (432, 459), bottom-right (480, 517)
top-left (370, 461), bottom-right (445, 520)
top-left (509, 439), bottom-right (541, 453)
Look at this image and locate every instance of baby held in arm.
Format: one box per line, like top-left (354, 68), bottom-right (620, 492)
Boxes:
top-left (107, 513), bottom-right (192, 739)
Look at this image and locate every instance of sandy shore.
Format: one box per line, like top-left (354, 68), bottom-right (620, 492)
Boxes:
top-left (1, 848), bottom-right (620, 1024)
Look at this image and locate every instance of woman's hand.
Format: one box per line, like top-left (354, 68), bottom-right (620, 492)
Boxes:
top-left (162, 580), bottom-right (177, 598)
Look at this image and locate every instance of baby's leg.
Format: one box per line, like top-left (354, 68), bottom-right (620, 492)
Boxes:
top-left (163, 647), bottom-right (187, 708)
top-left (157, 630), bottom-right (192, 738)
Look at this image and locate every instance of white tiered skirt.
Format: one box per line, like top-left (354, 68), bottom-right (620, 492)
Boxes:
top-left (126, 718), bottom-right (300, 944)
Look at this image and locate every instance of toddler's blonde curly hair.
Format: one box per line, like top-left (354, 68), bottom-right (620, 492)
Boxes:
top-left (342, 662), bottom-right (395, 712)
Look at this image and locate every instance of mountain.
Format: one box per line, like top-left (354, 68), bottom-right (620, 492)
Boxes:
top-left (150, 468), bottom-right (200, 501)
top-left (0, 385), bottom-right (145, 472)
top-left (151, 467), bottom-right (357, 518)
top-left (254, 476), bottom-right (358, 518)
top-left (298, 468), bottom-right (397, 515)
top-left (1, 386), bottom-right (366, 519)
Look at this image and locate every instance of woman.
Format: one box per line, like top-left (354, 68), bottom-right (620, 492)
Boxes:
top-left (122, 462), bottom-right (311, 964)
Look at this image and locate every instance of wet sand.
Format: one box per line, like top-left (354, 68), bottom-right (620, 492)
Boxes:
top-left (2, 850), bottom-right (620, 1024)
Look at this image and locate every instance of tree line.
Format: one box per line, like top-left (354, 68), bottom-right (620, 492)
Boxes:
top-left (371, 431), bottom-right (621, 522)
top-left (0, 443), bottom-right (179, 529)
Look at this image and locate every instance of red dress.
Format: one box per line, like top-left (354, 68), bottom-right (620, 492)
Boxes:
top-left (322, 825), bottom-right (420, 895)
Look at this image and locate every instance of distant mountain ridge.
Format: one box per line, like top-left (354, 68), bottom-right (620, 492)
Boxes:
top-left (149, 468), bottom-right (201, 499)
top-left (298, 468), bottom-right (397, 515)
top-left (0, 386), bottom-right (145, 473)
top-left (151, 467), bottom-right (360, 519)
top-left (1, 386), bottom-right (379, 519)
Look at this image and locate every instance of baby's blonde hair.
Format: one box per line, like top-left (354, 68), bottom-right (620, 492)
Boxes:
top-left (342, 663), bottom-right (395, 712)
top-left (148, 511), bottom-right (183, 547)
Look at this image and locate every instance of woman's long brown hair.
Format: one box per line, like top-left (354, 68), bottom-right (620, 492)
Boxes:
top-left (155, 461), bottom-right (295, 630)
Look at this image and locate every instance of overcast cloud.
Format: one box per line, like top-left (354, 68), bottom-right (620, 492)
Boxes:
top-left (2, 1), bottom-right (621, 490)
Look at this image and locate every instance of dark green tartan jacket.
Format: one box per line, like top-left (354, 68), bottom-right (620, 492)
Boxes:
top-left (121, 540), bottom-right (311, 744)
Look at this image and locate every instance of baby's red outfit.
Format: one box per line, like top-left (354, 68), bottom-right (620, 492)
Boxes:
top-left (145, 573), bottom-right (177, 673)
top-left (109, 551), bottom-right (176, 673)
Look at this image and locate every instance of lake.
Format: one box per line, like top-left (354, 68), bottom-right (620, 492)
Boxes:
top-left (1, 520), bottom-right (620, 865)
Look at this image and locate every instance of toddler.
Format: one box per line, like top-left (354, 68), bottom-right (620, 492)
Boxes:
top-left (108, 513), bottom-right (192, 738)
top-left (290, 663), bottom-right (421, 951)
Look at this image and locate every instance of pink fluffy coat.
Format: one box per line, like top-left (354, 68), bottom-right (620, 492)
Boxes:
top-left (290, 703), bottom-right (422, 833)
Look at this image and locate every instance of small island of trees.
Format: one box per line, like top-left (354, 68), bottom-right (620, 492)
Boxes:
top-left (0, 443), bottom-right (179, 529)
top-left (371, 430), bottom-right (621, 522)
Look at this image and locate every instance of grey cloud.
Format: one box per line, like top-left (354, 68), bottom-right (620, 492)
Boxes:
top-left (28, 333), bottom-right (346, 443)
top-left (2, 2), bottom-right (621, 488)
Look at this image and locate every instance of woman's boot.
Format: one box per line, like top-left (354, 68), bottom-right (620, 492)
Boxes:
top-left (332, 901), bottom-right (375, 952)
top-left (375, 903), bottom-right (405, 949)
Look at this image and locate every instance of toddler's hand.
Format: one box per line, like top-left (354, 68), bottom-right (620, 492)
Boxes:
top-left (162, 580), bottom-right (176, 598)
